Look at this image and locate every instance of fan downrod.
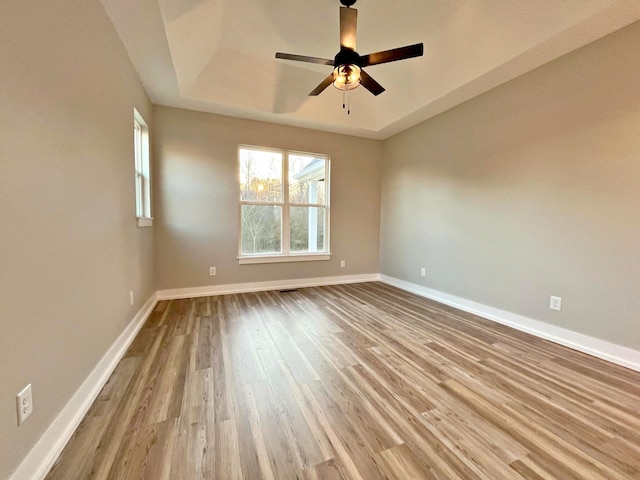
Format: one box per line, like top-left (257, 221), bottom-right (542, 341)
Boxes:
top-left (340, 0), bottom-right (356, 7)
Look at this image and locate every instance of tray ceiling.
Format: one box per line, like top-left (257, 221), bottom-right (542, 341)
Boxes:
top-left (100, 0), bottom-right (640, 139)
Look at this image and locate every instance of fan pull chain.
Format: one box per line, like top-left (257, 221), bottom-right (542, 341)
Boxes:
top-left (340, 91), bottom-right (351, 115)
top-left (341, 91), bottom-right (352, 115)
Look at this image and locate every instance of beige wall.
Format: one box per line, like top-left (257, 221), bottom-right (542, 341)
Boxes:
top-left (153, 106), bottom-right (382, 290)
top-left (381, 22), bottom-right (640, 350)
top-left (0, 1), bottom-right (154, 477)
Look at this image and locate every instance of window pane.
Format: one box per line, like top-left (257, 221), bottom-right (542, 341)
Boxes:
top-left (241, 204), bottom-right (282, 254)
top-left (135, 172), bottom-right (143, 217)
top-left (290, 206), bottom-right (325, 253)
top-left (134, 122), bottom-right (142, 171)
top-left (289, 155), bottom-right (326, 205)
top-left (240, 149), bottom-right (283, 202)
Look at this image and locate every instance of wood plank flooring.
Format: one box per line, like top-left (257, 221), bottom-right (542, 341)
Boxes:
top-left (45, 282), bottom-right (640, 479)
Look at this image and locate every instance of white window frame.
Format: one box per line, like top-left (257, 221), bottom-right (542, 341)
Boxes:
top-left (237, 145), bottom-right (331, 264)
top-left (134, 109), bottom-right (152, 227)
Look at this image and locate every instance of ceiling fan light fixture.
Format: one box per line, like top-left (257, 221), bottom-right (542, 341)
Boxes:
top-left (275, 0), bottom-right (423, 98)
top-left (333, 64), bottom-right (361, 91)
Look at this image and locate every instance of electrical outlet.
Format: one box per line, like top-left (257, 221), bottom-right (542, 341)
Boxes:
top-left (420, 268), bottom-right (426, 277)
top-left (16, 384), bottom-right (33, 425)
top-left (340, 260), bottom-right (346, 268)
top-left (129, 290), bottom-right (134, 306)
top-left (209, 266), bottom-right (217, 276)
top-left (550, 296), bottom-right (562, 311)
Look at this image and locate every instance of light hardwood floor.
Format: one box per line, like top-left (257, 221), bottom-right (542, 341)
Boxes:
top-left (45, 282), bottom-right (640, 479)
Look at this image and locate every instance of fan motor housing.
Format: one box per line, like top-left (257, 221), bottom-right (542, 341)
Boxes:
top-left (334, 48), bottom-right (361, 68)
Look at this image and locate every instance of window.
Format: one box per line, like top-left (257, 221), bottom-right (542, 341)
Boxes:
top-left (238, 146), bottom-right (330, 264)
top-left (133, 109), bottom-right (152, 227)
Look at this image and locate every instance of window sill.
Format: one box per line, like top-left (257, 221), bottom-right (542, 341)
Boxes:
top-left (238, 253), bottom-right (331, 265)
top-left (137, 217), bottom-right (153, 227)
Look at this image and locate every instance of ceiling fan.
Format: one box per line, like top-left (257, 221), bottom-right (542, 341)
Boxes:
top-left (275, 0), bottom-right (423, 97)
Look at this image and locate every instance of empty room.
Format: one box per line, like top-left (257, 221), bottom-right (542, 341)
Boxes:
top-left (2, 0), bottom-right (640, 479)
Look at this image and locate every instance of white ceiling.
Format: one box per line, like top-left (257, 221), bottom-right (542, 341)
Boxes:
top-left (100, 0), bottom-right (640, 139)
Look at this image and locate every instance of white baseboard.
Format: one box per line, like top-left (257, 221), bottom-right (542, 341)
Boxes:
top-left (380, 274), bottom-right (640, 373)
top-left (156, 273), bottom-right (380, 300)
top-left (9, 293), bottom-right (158, 480)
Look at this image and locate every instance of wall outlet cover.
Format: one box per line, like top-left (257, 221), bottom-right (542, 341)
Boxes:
top-left (16, 384), bottom-right (33, 425)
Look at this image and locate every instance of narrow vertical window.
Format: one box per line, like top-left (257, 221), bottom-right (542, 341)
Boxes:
top-left (133, 109), bottom-right (152, 227)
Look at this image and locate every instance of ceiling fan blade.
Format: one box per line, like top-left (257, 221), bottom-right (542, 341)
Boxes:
top-left (360, 43), bottom-right (424, 67)
top-left (360, 70), bottom-right (385, 96)
top-left (275, 52), bottom-right (334, 66)
top-left (309, 73), bottom-right (335, 96)
top-left (340, 7), bottom-right (357, 51)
